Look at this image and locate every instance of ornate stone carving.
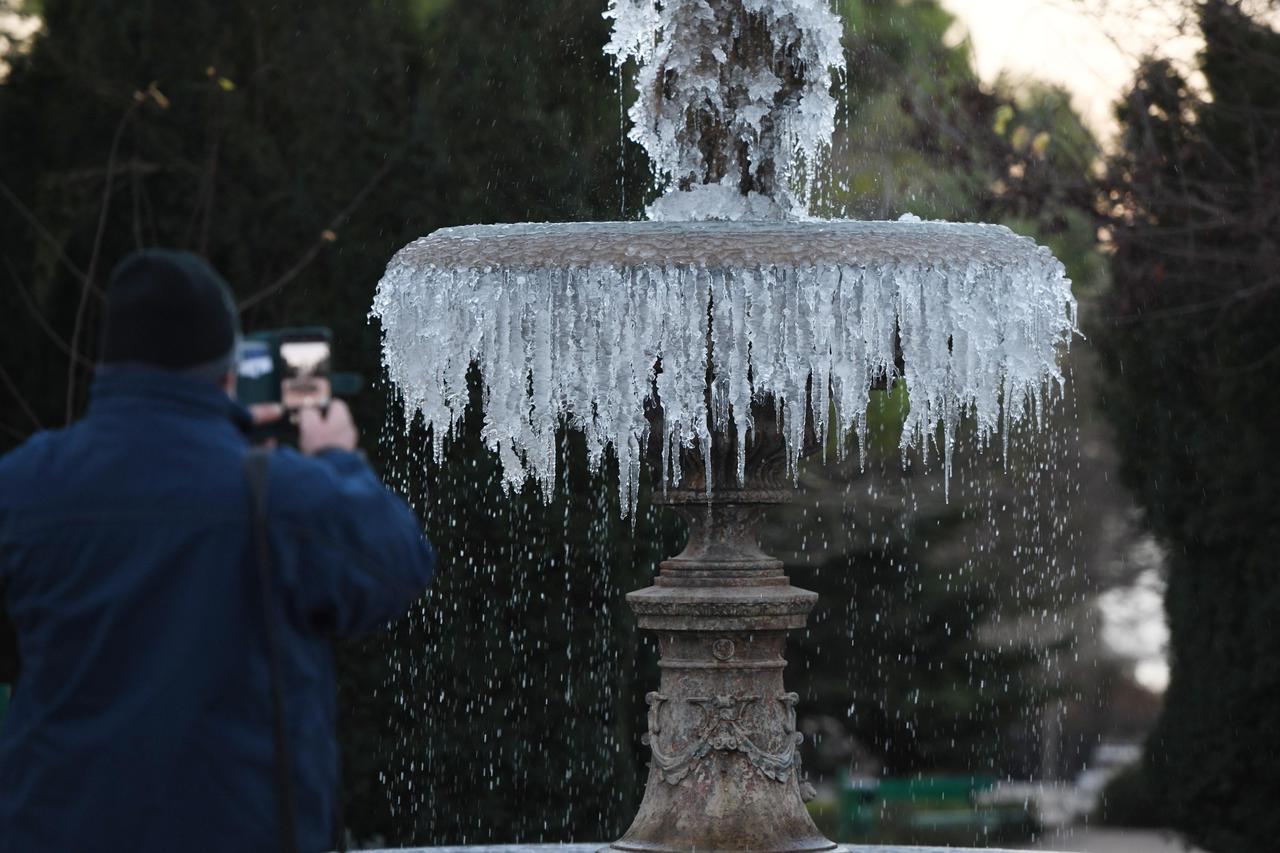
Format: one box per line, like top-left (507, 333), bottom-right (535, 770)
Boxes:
top-left (642, 691), bottom-right (805, 786)
top-left (606, 397), bottom-right (838, 852)
top-left (628, 598), bottom-right (815, 618)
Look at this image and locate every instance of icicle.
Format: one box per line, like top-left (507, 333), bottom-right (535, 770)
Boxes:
top-left (373, 220), bottom-right (1077, 514)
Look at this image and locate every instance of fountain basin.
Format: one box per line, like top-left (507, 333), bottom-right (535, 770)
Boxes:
top-left (389, 219), bottom-right (1064, 269)
top-left (375, 218), bottom-right (1075, 514)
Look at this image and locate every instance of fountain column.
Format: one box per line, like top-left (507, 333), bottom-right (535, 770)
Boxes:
top-left (608, 414), bottom-right (839, 853)
top-left (604, 6), bottom-right (849, 837)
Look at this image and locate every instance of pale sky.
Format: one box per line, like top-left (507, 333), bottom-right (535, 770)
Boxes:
top-left (1098, 566), bottom-right (1171, 692)
top-left (940, 0), bottom-right (1203, 142)
top-left (0, 11), bottom-right (39, 77)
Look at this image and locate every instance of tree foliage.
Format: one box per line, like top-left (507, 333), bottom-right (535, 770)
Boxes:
top-left (1097, 2), bottom-right (1280, 850)
top-left (0, 0), bottom-right (653, 843)
top-left (832, 0), bottom-right (1102, 285)
top-left (778, 0), bottom-right (1111, 786)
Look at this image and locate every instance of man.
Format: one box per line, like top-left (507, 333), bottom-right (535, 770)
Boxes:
top-left (0, 250), bottom-right (436, 852)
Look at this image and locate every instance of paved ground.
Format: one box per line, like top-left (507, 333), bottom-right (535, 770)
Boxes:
top-left (362, 829), bottom-right (1207, 853)
top-left (364, 834), bottom-right (1207, 853)
top-left (1021, 828), bottom-right (1204, 853)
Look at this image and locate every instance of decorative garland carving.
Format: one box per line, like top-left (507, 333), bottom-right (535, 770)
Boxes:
top-left (642, 691), bottom-right (808, 787)
top-left (629, 599), bottom-right (815, 618)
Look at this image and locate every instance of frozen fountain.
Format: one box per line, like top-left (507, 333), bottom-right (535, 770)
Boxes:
top-left (372, 1), bottom-right (1075, 850)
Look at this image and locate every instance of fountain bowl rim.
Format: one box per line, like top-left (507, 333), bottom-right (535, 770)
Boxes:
top-left (387, 218), bottom-right (1063, 273)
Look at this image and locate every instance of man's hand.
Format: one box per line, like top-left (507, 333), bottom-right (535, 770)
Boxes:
top-left (298, 399), bottom-right (359, 456)
top-left (249, 403), bottom-right (286, 427)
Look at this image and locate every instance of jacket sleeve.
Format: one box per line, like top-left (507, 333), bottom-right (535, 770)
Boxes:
top-left (277, 449), bottom-right (436, 638)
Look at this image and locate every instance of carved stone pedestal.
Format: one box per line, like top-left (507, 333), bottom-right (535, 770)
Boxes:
top-left (606, 419), bottom-right (841, 853)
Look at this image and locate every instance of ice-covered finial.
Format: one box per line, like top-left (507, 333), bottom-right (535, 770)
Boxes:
top-left (605, 0), bottom-right (845, 221)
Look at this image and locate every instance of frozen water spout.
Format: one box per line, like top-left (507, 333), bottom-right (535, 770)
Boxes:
top-left (605, 0), bottom-right (844, 220)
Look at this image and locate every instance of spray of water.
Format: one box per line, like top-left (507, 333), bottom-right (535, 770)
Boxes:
top-left (604, 0), bottom-right (844, 220)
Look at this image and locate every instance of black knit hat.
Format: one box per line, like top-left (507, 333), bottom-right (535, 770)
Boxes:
top-left (100, 249), bottom-right (240, 377)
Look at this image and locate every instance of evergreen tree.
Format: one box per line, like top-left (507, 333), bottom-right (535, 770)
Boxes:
top-left (1097, 2), bottom-right (1280, 850)
top-left (0, 0), bottom-right (657, 843)
top-left (776, 0), bottom-right (1110, 788)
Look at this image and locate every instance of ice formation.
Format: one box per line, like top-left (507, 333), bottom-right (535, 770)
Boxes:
top-left (604, 0), bottom-right (845, 220)
top-left (373, 0), bottom-right (1077, 514)
top-left (373, 219), bottom-right (1077, 514)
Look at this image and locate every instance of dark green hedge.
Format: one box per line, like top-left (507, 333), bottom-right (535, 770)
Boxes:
top-left (1096, 765), bottom-right (1163, 830)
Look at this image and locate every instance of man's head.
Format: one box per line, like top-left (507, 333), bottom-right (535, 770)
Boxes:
top-left (99, 250), bottom-right (241, 390)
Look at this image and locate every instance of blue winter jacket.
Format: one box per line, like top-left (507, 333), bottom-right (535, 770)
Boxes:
top-left (0, 367), bottom-right (436, 853)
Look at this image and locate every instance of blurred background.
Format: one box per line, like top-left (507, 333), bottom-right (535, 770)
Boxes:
top-left (0, 1), bottom-right (1276, 851)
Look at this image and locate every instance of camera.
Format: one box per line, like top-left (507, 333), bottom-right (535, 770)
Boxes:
top-left (236, 327), bottom-right (362, 440)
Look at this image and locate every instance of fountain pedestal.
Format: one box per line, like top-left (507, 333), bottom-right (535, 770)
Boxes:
top-left (608, 417), bottom-right (840, 853)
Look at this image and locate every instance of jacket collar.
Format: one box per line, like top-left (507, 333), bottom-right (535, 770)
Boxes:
top-left (89, 365), bottom-right (253, 432)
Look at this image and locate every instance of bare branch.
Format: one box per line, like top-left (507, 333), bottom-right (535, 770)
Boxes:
top-left (130, 154), bottom-right (145, 250)
top-left (0, 362), bottom-right (42, 429)
top-left (66, 95), bottom-right (145, 424)
top-left (48, 160), bottom-right (165, 186)
top-left (237, 152), bottom-right (403, 311)
top-left (0, 420), bottom-right (28, 442)
top-left (0, 176), bottom-right (97, 295)
top-left (1106, 277), bottom-right (1279, 324)
top-left (4, 257), bottom-right (94, 367)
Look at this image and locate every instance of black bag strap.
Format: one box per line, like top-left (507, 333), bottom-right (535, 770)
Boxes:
top-left (245, 448), bottom-right (299, 853)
